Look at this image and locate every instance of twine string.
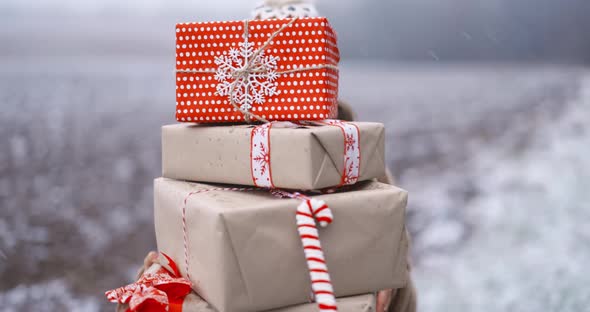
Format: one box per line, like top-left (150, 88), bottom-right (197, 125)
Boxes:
top-left (182, 186), bottom-right (337, 311)
top-left (176, 17), bottom-right (339, 123)
top-left (182, 186), bottom-right (260, 281)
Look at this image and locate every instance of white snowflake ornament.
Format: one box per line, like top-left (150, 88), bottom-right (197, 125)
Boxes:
top-left (214, 41), bottom-right (280, 112)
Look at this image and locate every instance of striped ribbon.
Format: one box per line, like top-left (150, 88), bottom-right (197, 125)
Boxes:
top-left (182, 186), bottom-right (259, 281)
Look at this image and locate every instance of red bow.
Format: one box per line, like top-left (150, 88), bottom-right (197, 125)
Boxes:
top-left (106, 253), bottom-right (192, 312)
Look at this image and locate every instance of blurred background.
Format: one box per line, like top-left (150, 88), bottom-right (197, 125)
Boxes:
top-left (1, 0), bottom-right (589, 311)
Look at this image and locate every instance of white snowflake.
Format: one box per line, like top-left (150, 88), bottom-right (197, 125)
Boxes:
top-left (214, 41), bottom-right (280, 112)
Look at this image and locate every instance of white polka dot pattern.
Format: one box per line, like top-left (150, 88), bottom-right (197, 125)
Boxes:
top-left (175, 17), bottom-right (340, 123)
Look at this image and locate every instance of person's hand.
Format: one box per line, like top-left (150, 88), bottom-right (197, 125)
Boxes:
top-left (116, 251), bottom-right (160, 312)
top-left (376, 289), bottom-right (393, 312)
top-left (136, 251), bottom-right (159, 279)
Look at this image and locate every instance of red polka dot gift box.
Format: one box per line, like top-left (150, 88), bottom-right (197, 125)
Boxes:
top-left (175, 17), bottom-right (339, 123)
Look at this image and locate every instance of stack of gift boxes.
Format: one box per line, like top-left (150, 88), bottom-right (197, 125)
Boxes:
top-left (108, 16), bottom-right (410, 312)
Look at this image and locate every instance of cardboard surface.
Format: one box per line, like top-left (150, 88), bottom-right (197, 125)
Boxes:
top-left (162, 122), bottom-right (385, 190)
top-left (154, 178), bottom-right (408, 312)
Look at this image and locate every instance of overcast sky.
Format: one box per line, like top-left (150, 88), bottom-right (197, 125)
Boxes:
top-left (0, 0), bottom-right (338, 16)
top-left (2, 0), bottom-right (588, 63)
top-left (0, 0), bottom-right (367, 19)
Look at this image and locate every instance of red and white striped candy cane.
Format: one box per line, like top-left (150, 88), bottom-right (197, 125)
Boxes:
top-left (296, 198), bottom-right (337, 312)
top-left (183, 188), bottom-right (338, 312)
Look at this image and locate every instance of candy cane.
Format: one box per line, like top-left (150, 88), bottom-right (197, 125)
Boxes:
top-left (182, 188), bottom-right (338, 312)
top-left (296, 198), bottom-right (337, 312)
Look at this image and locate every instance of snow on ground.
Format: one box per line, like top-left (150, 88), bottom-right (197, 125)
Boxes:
top-left (0, 50), bottom-right (588, 311)
top-left (412, 77), bottom-right (590, 312)
top-left (0, 279), bottom-right (99, 312)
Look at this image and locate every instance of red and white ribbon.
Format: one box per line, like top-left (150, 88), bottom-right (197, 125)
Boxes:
top-left (182, 188), bottom-right (337, 312)
top-left (319, 120), bottom-right (361, 186)
top-left (182, 186), bottom-right (259, 281)
top-left (105, 253), bottom-right (192, 312)
top-left (250, 120), bottom-right (361, 188)
top-left (250, 122), bottom-right (274, 188)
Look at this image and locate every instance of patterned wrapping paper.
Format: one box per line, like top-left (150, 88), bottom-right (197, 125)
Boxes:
top-left (175, 17), bottom-right (339, 123)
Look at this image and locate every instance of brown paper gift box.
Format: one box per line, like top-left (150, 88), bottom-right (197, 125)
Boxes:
top-left (161, 122), bottom-right (385, 190)
top-left (154, 178), bottom-right (409, 312)
top-left (179, 292), bottom-right (376, 312)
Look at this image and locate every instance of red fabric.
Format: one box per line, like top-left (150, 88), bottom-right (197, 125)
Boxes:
top-left (128, 285), bottom-right (168, 312)
top-left (161, 252), bottom-right (182, 277)
top-left (168, 298), bottom-right (185, 312)
top-left (106, 253), bottom-right (192, 312)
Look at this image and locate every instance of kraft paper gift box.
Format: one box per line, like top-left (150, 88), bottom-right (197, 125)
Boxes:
top-left (161, 122), bottom-right (385, 190)
top-left (154, 178), bottom-right (409, 312)
top-left (177, 292), bottom-right (376, 312)
top-left (175, 17), bottom-right (339, 123)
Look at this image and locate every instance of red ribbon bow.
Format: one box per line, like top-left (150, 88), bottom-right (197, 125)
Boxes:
top-left (105, 253), bottom-right (192, 312)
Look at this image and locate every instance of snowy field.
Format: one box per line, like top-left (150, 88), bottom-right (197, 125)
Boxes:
top-left (344, 63), bottom-right (590, 311)
top-left (1, 22), bottom-right (589, 312)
